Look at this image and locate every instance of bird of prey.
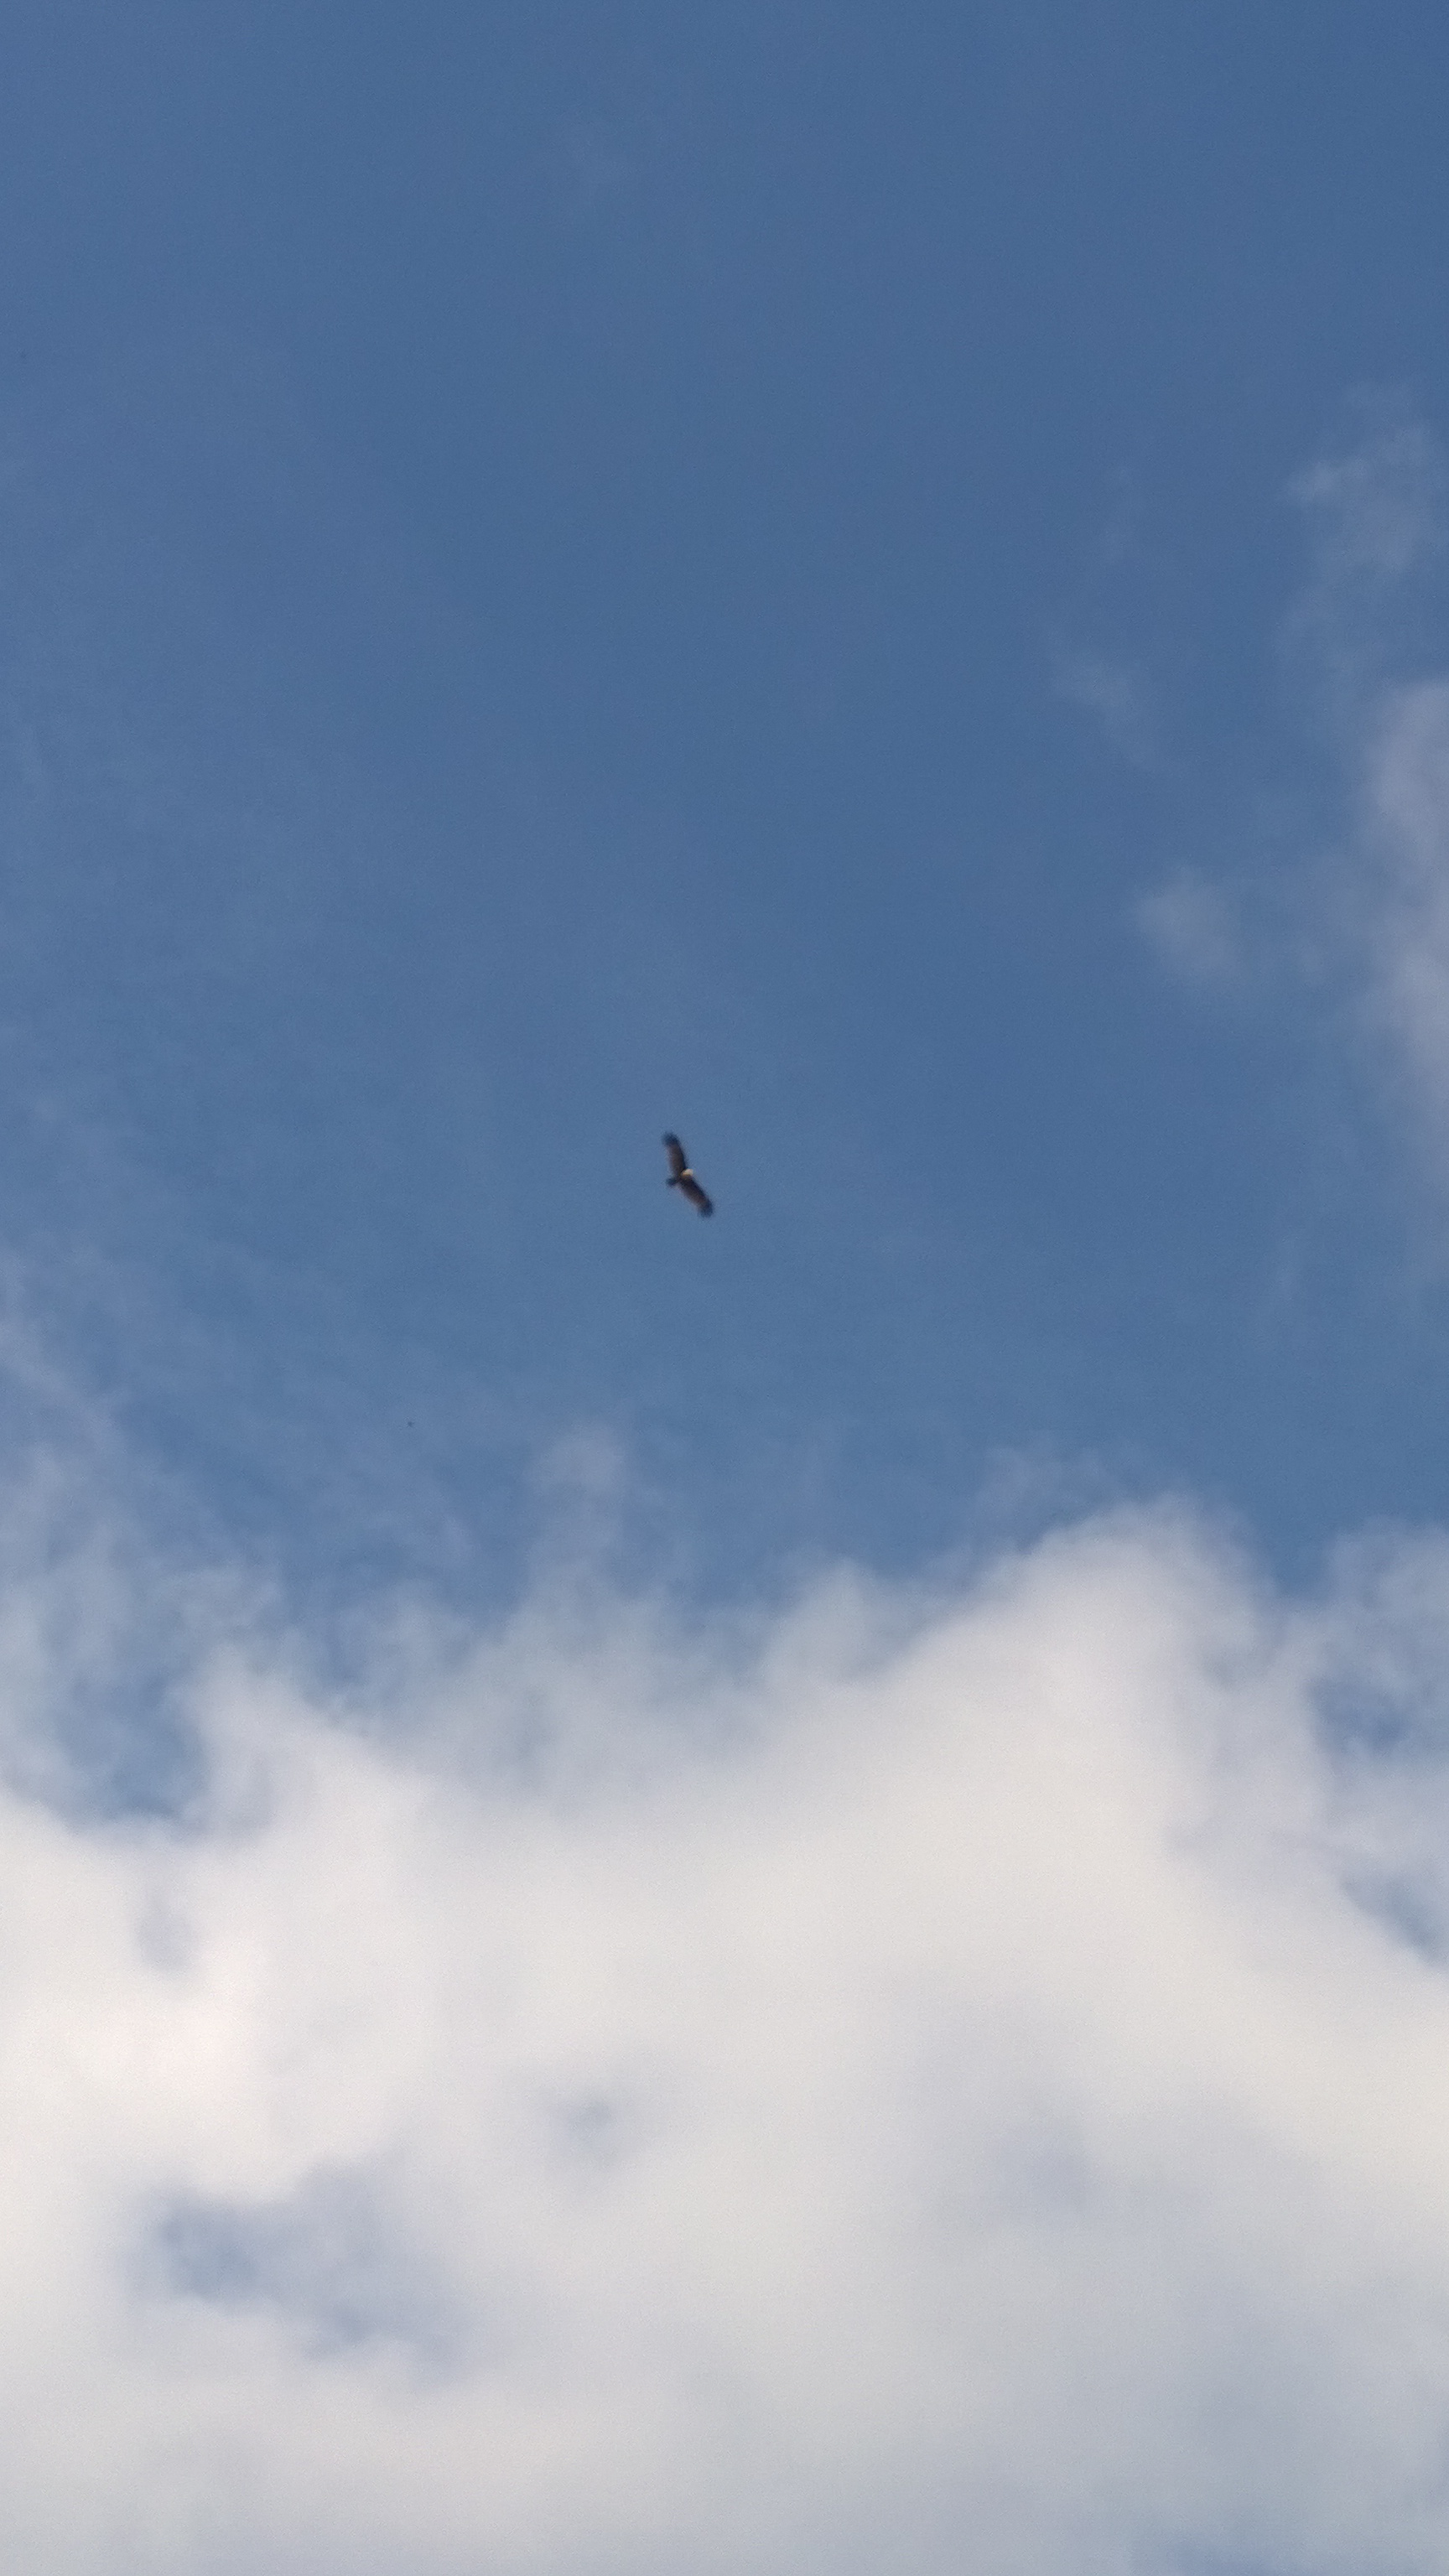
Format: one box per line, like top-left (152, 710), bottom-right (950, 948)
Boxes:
top-left (663, 1132), bottom-right (714, 1216)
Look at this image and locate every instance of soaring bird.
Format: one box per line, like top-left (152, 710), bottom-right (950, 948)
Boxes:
top-left (663, 1132), bottom-right (714, 1217)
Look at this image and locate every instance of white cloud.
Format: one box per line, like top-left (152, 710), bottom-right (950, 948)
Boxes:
top-left (4, 1463), bottom-right (1449, 2568)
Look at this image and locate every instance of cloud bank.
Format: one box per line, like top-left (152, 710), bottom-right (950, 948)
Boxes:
top-left (4, 1448), bottom-right (1449, 2573)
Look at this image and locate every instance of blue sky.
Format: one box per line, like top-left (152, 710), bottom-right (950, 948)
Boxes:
top-left (6, 8), bottom-right (1449, 2572)
top-left (2, 0), bottom-right (1447, 1601)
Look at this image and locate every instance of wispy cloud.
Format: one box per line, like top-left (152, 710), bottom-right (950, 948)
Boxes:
top-left (1356, 675), bottom-right (1449, 1171)
top-left (1051, 636), bottom-right (1158, 770)
top-left (5, 1422), bottom-right (1449, 2569)
top-left (1286, 393), bottom-right (1449, 729)
top-left (1283, 402), bottom-right (1449, 1189)
top-left (1135, 401), bottom-right (1449, 1215)
top-left (1134, 867), bottom-right (1244, 990)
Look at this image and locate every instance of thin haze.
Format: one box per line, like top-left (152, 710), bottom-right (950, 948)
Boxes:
top-left (3, 5), bottom-right (1449, 2570)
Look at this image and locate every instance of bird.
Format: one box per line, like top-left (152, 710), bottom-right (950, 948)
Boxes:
top-left (663, 1132), bottom-right (714, 1216)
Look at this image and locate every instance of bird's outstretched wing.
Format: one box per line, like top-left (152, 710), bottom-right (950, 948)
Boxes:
top-left (662, 1131), bottom-right (714, 1214)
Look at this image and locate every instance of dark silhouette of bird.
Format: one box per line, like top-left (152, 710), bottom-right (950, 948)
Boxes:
top-left (663, 1133), bottom-right (713, 1216)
